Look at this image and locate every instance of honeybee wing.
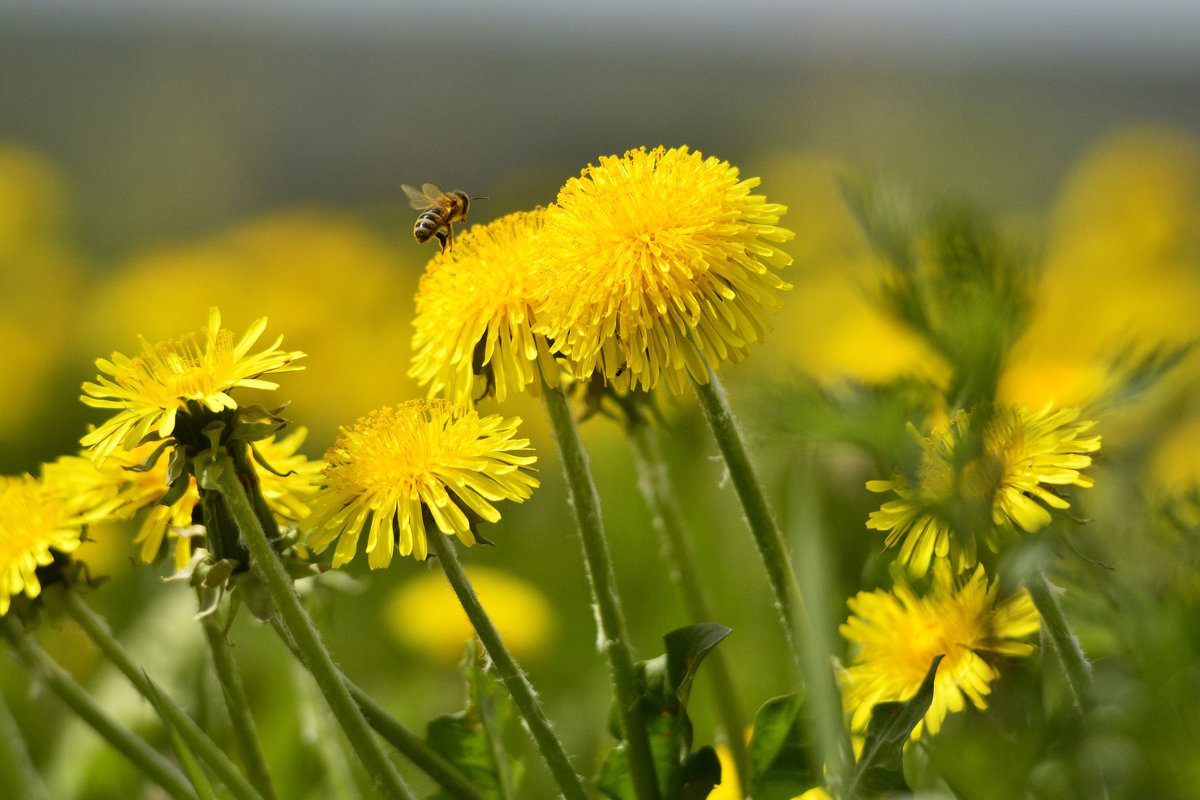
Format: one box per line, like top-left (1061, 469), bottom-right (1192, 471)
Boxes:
top-left (402, 183), bottom-right (437, 210)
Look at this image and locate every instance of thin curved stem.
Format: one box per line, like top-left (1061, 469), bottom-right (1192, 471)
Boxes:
top-left (691, 368), bottom-right (808, 671)
top-left (1025, 571), bottom-right (1094, 711)
top-left (268, 617), bottom-right (490, 800)
top-left (62, 592), bottom-right (265, 800)
top-left (427, 529), bottom-right (587, 800)
top-left (627, 418), bottom-right (750, 793)
top-left (542, 384), bottom-right (661, 800)
top-left (1, 615), bottom-right (199, 800)
top-left (211, 456), bottom-right (414, 800)
top-left (200, 610), bottom-right (277, 800)
top-left (0, 670), bottom-right (50, 800)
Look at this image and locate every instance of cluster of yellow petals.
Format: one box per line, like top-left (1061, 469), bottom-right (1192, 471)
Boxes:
top-left (409, 146), bottom-right (794, 401)
top-left (410, 209), bottom-right (559, 404)
top-left (535, 146), bottom-right (794, 394)
top-left (867, 405), bottom-right (1101, 575)
top-left (46, 428), bottom-right (322, 570)
top-left (839, 565), bottom-right (1039, 737)
top-left (308, 400), bottom-right (538, 568)
top-left (0, 474), bottom-right (88, 615)
top-left (80, 308), bottom-right (305, 464)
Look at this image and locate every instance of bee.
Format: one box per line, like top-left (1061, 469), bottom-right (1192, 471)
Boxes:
top-left (402, 183), bottom-right (485, 252)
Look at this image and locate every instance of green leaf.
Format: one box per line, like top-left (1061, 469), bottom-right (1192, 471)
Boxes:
top-left (679, 746), bottom-right (722, 800)
top-left (748, 693), bottom-right (819, 800)
top-left (597, 624), bottom-right (732, 800)
top-left (664, 623), bottom-right (731, 709)
top-left (847, 654), bottom-right (944, 799)
top-left (427, 643), bottom-right (520, 800)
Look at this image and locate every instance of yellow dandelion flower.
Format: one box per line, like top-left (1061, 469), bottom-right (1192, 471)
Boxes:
top-left (46, 428), bottom-right (321, 570)
top-left (535, 146), bottom-right (794, 394)
top-left (308, 400), bottom-right (538, 568)
top-left (0, 474), bottom-right (88, 615)
top-left (384, 565), bottom-right (555, 662)
top-left (410, 209), bottom-right (559, 404)
top-left (80, 308), bottom-right (305, 464)
top-left (839, 565), bottom-right (1039, 738)
top-left (867, 405), bottom-right (1101, 576)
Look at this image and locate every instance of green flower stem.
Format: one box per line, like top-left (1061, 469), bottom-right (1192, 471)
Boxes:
top-left (690, 368), bottom-right (808, 669)
top-left (61, 592), bottom-right (265, 800)
top-left (268, 617), bottom-right (489, 800)
top-left (0, 614), bottom-right (199, 800)
top-left (199, 609), bottom-right (278, 800)
top-left (210, 457), bottom-right (415, 800)
top-left (1026, 571), bottom-right (1094, 710)
top-left (427, 529), bottom-right (587, 800)
top-left (0, 670), bottom-right (51, 800)
top-left (627, 418), bottom-right (750, 792)
top-left (542, 383), bottom-right (661, 800)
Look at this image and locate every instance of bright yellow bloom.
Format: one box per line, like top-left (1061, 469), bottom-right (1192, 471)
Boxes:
top-left (867, 405), bottom-right (1101, 576)
top-left (0, 474), bottom-right (88, 615)
top-left (839, 565), bottom-right (1039, 738)
top-left (46, 428), bottom-right (321, 570)
top-left (410, 209), bottom-right (559, 404)
top-left (385, 565), bottom-right (555, 662)
top-left (80, 308), bottom-right (305, 464)
top-left (535, 146), bottom-right (794, 394)
top-left (308, 400), bottom-right (538, 568)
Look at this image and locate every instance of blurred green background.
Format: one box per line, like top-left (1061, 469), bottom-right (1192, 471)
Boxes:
top-left (2, 2), bottom-right (1200, 798)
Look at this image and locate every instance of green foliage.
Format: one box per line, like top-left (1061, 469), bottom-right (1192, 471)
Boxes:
top-left (746, 693), bottom-right (819, 800)
top-left (426, 643), bottom-right (523, 800)
top-left (596, 623), bottom-right (730, 800)
top-left (846, 655), bottom-right (943, 799)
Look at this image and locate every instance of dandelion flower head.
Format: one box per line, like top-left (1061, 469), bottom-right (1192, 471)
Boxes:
top-left (308, 399), bottom-right (538, 568)
top-left (81, 308), bottom-right (305, 464)
top-left (839, 565), bottom-right (1039, 737)
top-left (867, 404), bottom-right (1101, 576)
top-left (0, 474), bottom-right (89, 615)
top-left (535, 146), bottom-right (794, 394)
top-left (48, 427), bottom-right (322, 570)
top-left (410, 208), bottom-right (559, 404)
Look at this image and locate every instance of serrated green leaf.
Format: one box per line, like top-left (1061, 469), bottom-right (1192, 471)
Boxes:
top-left (847, 654), bottom-right (944, 799)
top-left (748, 693), bottom-right (819, 800)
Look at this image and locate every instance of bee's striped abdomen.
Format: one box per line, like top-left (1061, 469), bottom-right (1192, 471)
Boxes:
top-left (414, 209), bottom-right (447, 243)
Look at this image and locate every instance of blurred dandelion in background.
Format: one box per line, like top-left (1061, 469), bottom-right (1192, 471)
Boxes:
top-left (839, 564), bottom-right (1039, 738)
top-left (384, 565), bottom-right (556, 663)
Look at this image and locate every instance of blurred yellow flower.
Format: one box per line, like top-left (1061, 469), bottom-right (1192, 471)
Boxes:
top-left (80, 308), bottom-right (305, 464)
top-left (867, 405), bottom-right (1100, 576)
top-left (757, 152), bottom-right (948, 386)
top-left (536, 146), bottom-right (794, 394)
top-left (839, 565), bottom-right (1038, 738)
top-left (411, 208), bottom-right (559, 404)
top-left (1001, 125), bottom-right (1200, 411)
top-left (0, 474), bottom-right (87, 615)
top-left (308, 400), bottom-right (538, 568)
top-left (0, 143), bottom-right (85, 445)
top-left (385, 565), bottom-right (555, 662)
